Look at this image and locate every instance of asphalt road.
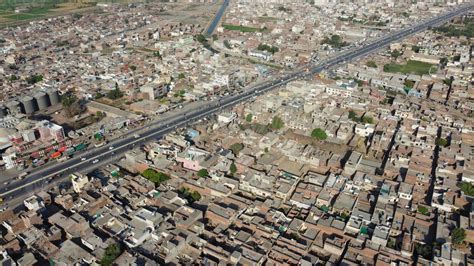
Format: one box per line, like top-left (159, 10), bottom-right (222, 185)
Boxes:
top-left (205, 0), bottom-right (229, 36)
top-left (0, 3), bottom-right (472, 206)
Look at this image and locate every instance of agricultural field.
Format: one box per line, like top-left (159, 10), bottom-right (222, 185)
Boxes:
top-left (0, 0), bottom-right (110, 27)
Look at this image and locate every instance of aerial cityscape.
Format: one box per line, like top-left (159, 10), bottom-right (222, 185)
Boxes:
top-left (0, 0), bottom-right (473, 265)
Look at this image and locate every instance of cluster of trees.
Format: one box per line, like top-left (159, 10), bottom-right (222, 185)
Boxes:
top-left (270, 116), bottom-right (284, 130)
top-left (229, 163), bottom-right (237, 175)
top-left (230, 143), bottom-right (244, 155)
top-left (178, 187), bottom-right (202, 204)
top-left (197, 169), bottom-right (209, 178)
top-left (142, 168), bottom-right (170, 186)
top-left (311, 128), bottom-right (327, 140)
top-left (348, 110), bottom-right (374, 124)
top-left (61, 93), bottom-right (82, 118)
top-left (26, 74), bottom-right (43, 85)
top-left (107, 83), bottom-right (123, 100)
top-left (196, 34), bottom-right (207, 44)
top-left (452, 228), bottom-right (466, 245)
top-left (417, 205), bottom-right (429, 216)
top-left (390, 49), bottom-right (402, 59)
top-left (245, 114), bottom-right (253, 123)
top-left (366, 61), bottom-right (377, 68)
top-left (404, 79), bottom-right (415, 88)
top-left (435, 137), bottom-right (448, 147)
top-left (434, 18), bottom-right (474, 38)
top-left (321, 34), bottom-right (349, 49)
top-left (257, 43), bottom-right (279, 54)
top-left (100, 243), bottom-right (122, 266)
top-left (240, 116), bottom-right (284, 135)
top-left (459, 182), bottom-right (474, 196)
top-left (277, 6), bottom-right (290, 12)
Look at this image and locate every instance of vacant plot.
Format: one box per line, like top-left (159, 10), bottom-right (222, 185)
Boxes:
top-left (222, 24), bottom-right (261, 32)
top-left (383, 60), bottom-right (436, 75)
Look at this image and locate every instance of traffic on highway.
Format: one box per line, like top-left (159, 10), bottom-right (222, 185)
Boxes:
top-left (0, 3), bottom-right (471, 207)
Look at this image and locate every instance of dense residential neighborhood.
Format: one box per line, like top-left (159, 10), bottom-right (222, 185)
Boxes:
top-left (0, 0), bottom-right (473, 265)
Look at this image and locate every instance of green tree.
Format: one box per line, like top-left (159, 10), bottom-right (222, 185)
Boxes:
top-left (197, 169), bottom-right (209, 178)
top-left (361, 116), bottom-right (374, 124)
top-left (435, 137), bottom-right (448, 147)
top-left (311, 128), bottom-right (327, 140)
top-left (459, 182), bottom-right (474, 196)
top-left (271, 116), bottom-right (284, 130)
top-left (142, 169), bottom-right (170, 185)
top-left (348, 110), bottom-right (359, 122)
top-left (130, 65), bottom-right (137, 71)
top-left (190, 191), bottom-right (202, 202)
top-left (417, 205), bottom-right (429, 215)
top-left (230, 143), bottom-right (244, 155)
top-left (390, 49), bottom-right (402, 59)
top-left (178, 187), bottom-right (202, 204)
top-left (100, 243), bottom-right (122, 266)
top-left (26, 74), bottom-right (43, 84)
top-left (250, 123), bottom-right (271, 135)
top-left (178, 73), bottom-right (185, 79)
top-left (61, 93), bottom-right (77, 108)
top-left (452, 228), bottom-right (466, 245)
top-left (107, 84), bottom-right (123, 100)
top-left (196, 34), bottom-right (207, 43)
top-left (61, 93), bottom-right (81, 118)
top-left (245, 113), bottom-right (253, 122)
top-left (230, 162), bottom-right (237, 174)
top-left (257, 43), bottom-right (279, 54)
top-left (321, 34), bottom-right (349, 48)
top-left (212, 34), bottom-right (218, 41)
top-left (415, 243), bottom-right (433, 260)
top-left (366, 61), bottom-right (377, 68)
top-left (411, 45), bottom-right (421, 53)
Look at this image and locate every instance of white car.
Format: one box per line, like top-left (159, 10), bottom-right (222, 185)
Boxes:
top-left (92, 159), bottom-right (99, 164)
top-left (109, 146), bottom-right (114, 150)
top-left (81, 157), bottom-right (87, 161)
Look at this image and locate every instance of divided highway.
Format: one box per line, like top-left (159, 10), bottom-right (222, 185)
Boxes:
top-left (0, 3), bottom-right (472, 205)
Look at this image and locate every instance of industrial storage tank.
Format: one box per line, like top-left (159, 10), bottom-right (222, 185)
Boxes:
top-left (47, 89), bottom-right (60, 105)
top-left (34, 91), bottom-right (50, 110)
top-left (20, 96), bottom-right (37, 114)
top-left (6, 100), bottom-right (21, 114)
top-left (0, 105), bottom-right (7, 118)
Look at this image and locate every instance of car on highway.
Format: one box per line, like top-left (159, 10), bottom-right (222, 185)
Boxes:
top-left (92, 159), bottom-right (99, 164)
top-left (109, 146), bottom-right (114, 150)
top-left (81, 157), bottom-right (87, 161)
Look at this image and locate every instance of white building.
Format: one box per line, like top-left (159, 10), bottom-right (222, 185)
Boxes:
top-left (355, 124), bottom-right (375, 137)
top-left (24, 195), bottom-right (44, 211)
top-left (217, 112), bottom-right (237, 124)
top-left (71, 172), bottom-right (89, 193)
top-left (248, 50), bottom-right (272, 61)
top-left (2, 149), bottom-right (17, 170)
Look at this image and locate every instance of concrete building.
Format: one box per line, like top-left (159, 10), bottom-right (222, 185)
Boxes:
top-left (71, 173), bottom-right (89, 193)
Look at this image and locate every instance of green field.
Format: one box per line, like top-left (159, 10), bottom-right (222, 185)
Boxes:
top-left (0, 0), bottom-right (88, 26)
top-left (222, 24), bottom-right (262, 33)
top-left (383, 60), bottom-right (436, 75)
top-left (0, 0), bottom-right (130, 27)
